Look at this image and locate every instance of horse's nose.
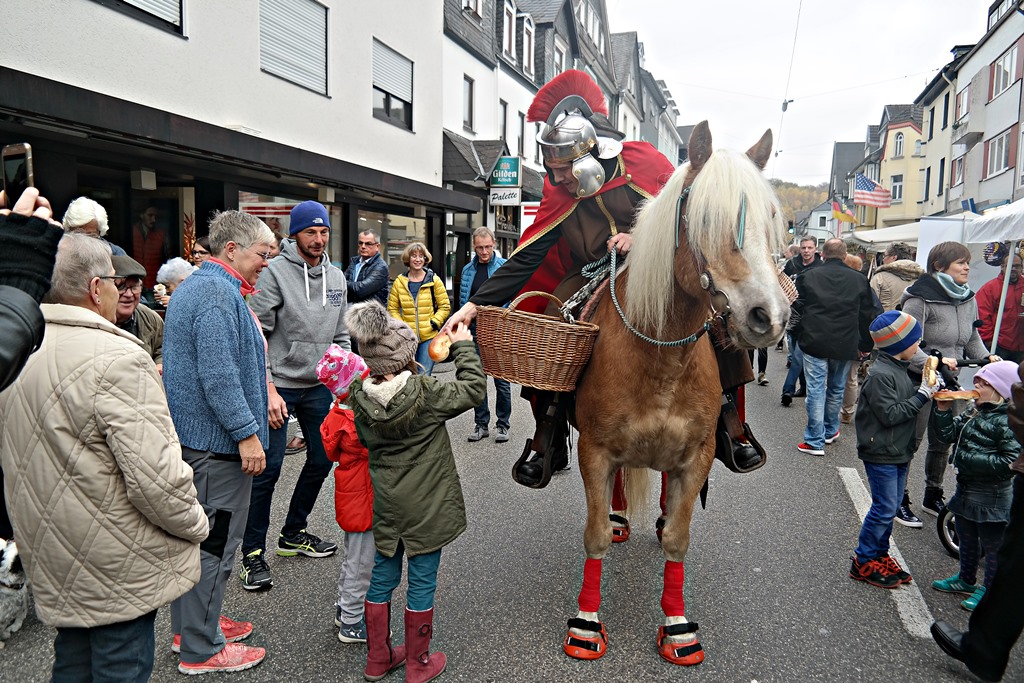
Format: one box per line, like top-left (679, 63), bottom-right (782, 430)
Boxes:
top-left (747, 306), bottom-right (772, 335)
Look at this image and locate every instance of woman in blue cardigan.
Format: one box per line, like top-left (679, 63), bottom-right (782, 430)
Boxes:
top-left (162, 210), bottom-right (276, 675)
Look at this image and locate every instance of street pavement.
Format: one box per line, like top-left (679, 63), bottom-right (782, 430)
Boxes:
top-left (2, 352), bottom-right (1022, 682)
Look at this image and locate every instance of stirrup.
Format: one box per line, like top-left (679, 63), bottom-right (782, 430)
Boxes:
top-left (609, 513), bottom-right (630, 543)
top-left (714, 424), bottom-right (767, 473)
top-left (657, 622), bottom-right (704, 666)
top-left (512, 438), bottom-right (553, 489)
top-left (563, 618), bottom-right (608, 660)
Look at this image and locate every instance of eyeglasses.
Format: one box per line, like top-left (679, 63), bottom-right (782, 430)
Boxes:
top-left (113, 278), bottom-right (143, 293)
top-left (358, 241), bottom-right (379, 247)
top-left (246, 246), bottom-right (273, 262)
top-left (191, 249), bottom-right (210, 257)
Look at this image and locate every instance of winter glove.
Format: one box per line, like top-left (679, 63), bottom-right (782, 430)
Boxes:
top-left (0, 212), bottom-right (63, 302)
top-left (918, 373), bottom-right (940, 400)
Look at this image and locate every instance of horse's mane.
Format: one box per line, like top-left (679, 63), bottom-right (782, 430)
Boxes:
top-left (626, 148), bottom-right (786, 335)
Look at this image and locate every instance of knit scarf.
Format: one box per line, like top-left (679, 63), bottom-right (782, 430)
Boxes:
top-left (934, 272), bottom-right (971, 301)
top-left (209, 257), bottom-right (257, 298)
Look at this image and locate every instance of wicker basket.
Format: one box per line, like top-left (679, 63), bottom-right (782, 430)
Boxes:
top-left (475, 291), bottom-right (600, 392)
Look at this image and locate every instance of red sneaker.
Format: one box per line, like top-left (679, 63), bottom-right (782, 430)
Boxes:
top-left (178, 643), bottom-right (266, 675)
top-left (172, 615), bottom-right (254, 653)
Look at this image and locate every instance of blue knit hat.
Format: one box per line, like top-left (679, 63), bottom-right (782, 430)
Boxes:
top-left (289, 201), bottom-right (330, 236)
top-left (870, 310), bottom-right (922, 355)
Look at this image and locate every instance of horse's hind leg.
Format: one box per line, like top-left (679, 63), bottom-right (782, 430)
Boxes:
top-left (610, 469), bottom-right (630, 542)
top-left (656, 466), bottom-right (709, 666)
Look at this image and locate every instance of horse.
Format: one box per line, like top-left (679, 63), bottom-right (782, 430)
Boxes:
top-left (564, 121), bottom-right (791, 665)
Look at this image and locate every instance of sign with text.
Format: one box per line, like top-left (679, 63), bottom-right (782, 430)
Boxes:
top-left (489, 187), bottom-right (522, 206)
top-left (520, 202), bottom-right (540, 234)
top-left (490, 156), bottom-right (522, 188)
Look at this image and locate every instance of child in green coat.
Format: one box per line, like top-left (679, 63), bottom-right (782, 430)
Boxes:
top-left (344, 302), bottom-right (484, 683)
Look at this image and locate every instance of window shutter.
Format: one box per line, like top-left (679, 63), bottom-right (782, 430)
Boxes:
top-left (373, 40), bottom-right (412, 103)
top-left (124, 0), bottom-right (181, 25)
top-left (260, 0), bottom-right (328, 95)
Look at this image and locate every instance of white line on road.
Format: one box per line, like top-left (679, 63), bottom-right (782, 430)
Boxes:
top-left (838, 466), bottom-right (934, 638)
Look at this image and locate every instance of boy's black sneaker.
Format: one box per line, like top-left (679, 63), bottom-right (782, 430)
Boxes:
top-left (922, 488), bottom-right (947, 517)
top-left (895, 503), bottom-right (923, 528)
top-left (849, 556), bottom-right (899, 589)
top-left (240, 550), bottom-right (274, 591)
top-left (277, 529), bottom-right (338, 558)
top-left (880, 555), bottom-right (913, 584)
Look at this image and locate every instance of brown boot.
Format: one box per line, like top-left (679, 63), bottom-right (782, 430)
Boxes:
top-left (364, 601), bottom-right (405, 681)
top-left (405, 608), bottom-right (445, 683)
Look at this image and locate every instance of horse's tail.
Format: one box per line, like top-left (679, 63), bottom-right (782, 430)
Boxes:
top-left (622, 467), bottom-right (651, 522)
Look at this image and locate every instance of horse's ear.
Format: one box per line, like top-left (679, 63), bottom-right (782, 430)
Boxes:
top-left (746, 129), bottom-right (773, 170)
top-left (687, 121), bottom-right (712, 172)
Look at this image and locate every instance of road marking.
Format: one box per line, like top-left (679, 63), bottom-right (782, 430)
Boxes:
top-left (838, 466), bottom-right (933, 638)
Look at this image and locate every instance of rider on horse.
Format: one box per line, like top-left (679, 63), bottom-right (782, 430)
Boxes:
top-left (444, 70), bottom-right (765, 487)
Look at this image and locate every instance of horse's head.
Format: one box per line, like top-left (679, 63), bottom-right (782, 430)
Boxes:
top-left (626, 122), bottom-right (790, 350)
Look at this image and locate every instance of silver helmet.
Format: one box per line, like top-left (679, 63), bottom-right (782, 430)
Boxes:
top-left (537, 95), bottom-right (623, 198)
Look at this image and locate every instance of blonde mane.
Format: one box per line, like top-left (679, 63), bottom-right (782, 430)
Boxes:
top-left (626, 148), bottom-right (786, 335)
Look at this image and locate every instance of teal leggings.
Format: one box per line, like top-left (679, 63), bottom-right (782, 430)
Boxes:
top-left (365, 541), bottom-right (442, 611)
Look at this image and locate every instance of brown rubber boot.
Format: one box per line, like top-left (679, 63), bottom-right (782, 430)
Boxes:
top-left (364, 601), bottom-right (406, 681)
top-left (404, 608), bottom-right (446, 683)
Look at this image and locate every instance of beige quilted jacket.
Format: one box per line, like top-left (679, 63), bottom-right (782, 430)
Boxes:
top-left (0, 304), bottom-right (208, 628)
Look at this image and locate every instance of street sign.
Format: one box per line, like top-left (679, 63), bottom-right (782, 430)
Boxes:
top-left (489, 187), bottom-right (522, 206)
top-left (490, 156), bottom-right (521, 188)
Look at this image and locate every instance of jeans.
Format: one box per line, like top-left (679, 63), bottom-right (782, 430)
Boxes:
top-left (416, 339), bottom-right (434, 376)
top-left (800, 345), bottom-right (850, 449)
top-left (52, 610), bottom-right (157, 683)
top-left (855, 462), bottom-right (909, 563)
top-left (365, 541), bottom-right (442, 611)
top-left (782, 333), bottom-right (803, 395)
top-left (243, 384), bottom-right (334, 554)
top-left (472, 347), bottom-right (511, 430)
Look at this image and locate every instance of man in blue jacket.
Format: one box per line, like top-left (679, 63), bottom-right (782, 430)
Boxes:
top-left (344, 229), bottom-right (389, 307)
top-left (460, 227), bottom-right (512, 443)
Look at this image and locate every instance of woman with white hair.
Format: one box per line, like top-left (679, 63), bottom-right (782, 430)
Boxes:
top-left (61, 196), bottom-right (127, 256)
top-left (0, 232), bottom-right (208, 681)
top-left (155, 257), bottom-right (197, 307)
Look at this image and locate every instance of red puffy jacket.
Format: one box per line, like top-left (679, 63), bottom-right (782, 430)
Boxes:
top-left (320, 403), bottom-right (373, 533)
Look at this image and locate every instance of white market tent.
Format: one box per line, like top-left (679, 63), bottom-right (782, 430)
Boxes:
top-left (848, 223), bottom-right (923, 250)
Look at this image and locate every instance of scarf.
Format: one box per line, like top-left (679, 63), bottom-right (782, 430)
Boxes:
top-left (209, 257), bottom-right (257, 298)
top-left (934, 272), bottom-right (971, 301)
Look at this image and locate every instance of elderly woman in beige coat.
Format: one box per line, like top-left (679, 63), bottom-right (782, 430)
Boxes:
top-left (0, 232), bottom-right (208, 682)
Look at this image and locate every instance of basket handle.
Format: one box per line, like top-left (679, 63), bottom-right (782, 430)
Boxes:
top-left (506, 291), bottom-right (565, 317)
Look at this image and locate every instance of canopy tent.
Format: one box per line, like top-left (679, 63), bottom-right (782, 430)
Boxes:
top-left (964, 196), bottom-right (1024, 243)
top-left (848, 223), bottom-right (923, 249)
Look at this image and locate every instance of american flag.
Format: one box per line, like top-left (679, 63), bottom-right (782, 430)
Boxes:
top-left (853, 173), bottom-right (892, 208)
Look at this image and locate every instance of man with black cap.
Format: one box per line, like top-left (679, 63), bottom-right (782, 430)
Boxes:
top-left (241, 200), bottom-right (350, 591)
top-left (111, 254), bottom-right (164, 371)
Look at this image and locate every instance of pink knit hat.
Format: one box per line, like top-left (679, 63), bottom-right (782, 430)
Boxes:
top-left (973, 360), bottom-right (1022, 401)
top-left (316, 344), bottom-right (369, 399)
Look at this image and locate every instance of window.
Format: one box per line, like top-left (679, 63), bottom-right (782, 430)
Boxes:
top-left (499, 100), bottom-right (508, 141)
top-left (93, 0), bottom-right (183, 34)
top-left (938, 158), bottom-right (945, 196)
top-left (992, 46), bottom-right (1018, 99)
top-left (372, 39), bottom-right (413, 130)
top-left (259, 0), bottom-right (328, 95)
top-left (818, 216), bottom-right (827, 228)
top-left (554, 40), bottom-right (567, 75)
top-left (987, 129), bottom-right (1012, 177)
top-left (462, 0), bottom-right (482, 18)
top-left (923, 168), bottom-right (930, 200)
top-left (518, 112), bottom-right (526, 157)
top-left (952, 156), bottom-right (965, 186)
top-left (462, 76), bottom-right (474, 131)
top-left (955, 86), bottom-right (970, 121)
top-left (523, 17), bottom-right (535, 75)
top-left (928, 108), bottom-right (934, 140)
top-left (503, 1), bottom-right (515, 59)
top-left (942, 92), bottom-right (949, 129)
top-left (1020, 130), bottom-right (1024, 186)
top-left (914, 139), bottom-right (923, 156)
top-left (891, 174), bottom-right (903, 202)
top-left (990, 0), bottom-right (1013, 29)
top-left (357, 209), bottom-right (426, 281)
top-left (893, 132), bottom-right (904, 158)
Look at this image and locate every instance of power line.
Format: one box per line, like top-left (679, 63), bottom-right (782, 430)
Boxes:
top-left (772, 0), bottom-right (803, 179)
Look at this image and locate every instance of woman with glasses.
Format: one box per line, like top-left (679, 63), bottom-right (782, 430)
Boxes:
top-left (161, 210), bottom-right (276, 674)
top-left (190, 236), bottom-right (212, 266)
top-left (387, 242), bottom-right (450, 375)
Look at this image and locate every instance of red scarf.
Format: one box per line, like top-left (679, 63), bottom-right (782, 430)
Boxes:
top-left (209, 257), bottom-right (257, 298)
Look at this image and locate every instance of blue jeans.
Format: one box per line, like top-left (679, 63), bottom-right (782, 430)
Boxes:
top-left (782, 333), bottom-right (804, 395)
top-left (365, 541), bottom-right (442, 611)
top-left (416, 339), bottom-right (435, 376)
top-left (856, 462), bottom-right (908, 562)
top-left (242, 384), bottom-right (334, 554)
top-left (472, 343), bottom-right (510, 429)
top-left (52, 610), bottom-right (156, 683)
top-left (800, 345), bottom-right (850, 449)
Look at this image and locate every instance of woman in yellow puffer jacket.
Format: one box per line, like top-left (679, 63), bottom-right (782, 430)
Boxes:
top-left (387, 242), bottom-right (451, 374)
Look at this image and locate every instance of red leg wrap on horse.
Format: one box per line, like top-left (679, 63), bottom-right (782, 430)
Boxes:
top-left (578, 558), bottom-right (603, 613)
top-left (659, 472), bottom-right (667, 517)
top-left (661, 561), bottom-right (685, 616)
top-left (612, 471), bottom-right (625, 510)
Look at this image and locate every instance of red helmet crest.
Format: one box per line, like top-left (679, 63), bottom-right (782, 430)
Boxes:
top-left (527, 70), bottom-right (608, 123)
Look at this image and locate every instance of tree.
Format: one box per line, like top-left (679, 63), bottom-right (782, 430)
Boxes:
top-left (769, 179), bottom-right (828, 226)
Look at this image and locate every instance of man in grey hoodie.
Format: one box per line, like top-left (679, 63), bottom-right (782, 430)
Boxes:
top-left (240, 200), bottom-right (350, 591)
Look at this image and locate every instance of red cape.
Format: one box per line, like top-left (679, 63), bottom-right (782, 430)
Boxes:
top-left (514, 141), bottom-right (676, 313)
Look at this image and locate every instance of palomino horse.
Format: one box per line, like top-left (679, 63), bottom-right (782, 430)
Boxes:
top-left (565, 122), bottom-right (790, 665)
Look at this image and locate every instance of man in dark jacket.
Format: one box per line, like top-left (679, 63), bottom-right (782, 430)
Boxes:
top-left (783, 236), bottom-right (822, 278)
top-left (344, 230), bottom-right (389, 308)
top-left (792, 238), bottom-right (879, 455)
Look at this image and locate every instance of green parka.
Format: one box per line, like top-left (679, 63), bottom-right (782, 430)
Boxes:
top-left (855, 352), bottom-right (929, 464)
top-left (932, 402), bottom-right (1020, 485)
top-left (348, 340), bottom-right (485, 557)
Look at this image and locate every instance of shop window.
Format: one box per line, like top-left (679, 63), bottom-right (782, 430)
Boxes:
top-left (373, 39), bottom-right (414, 131)
top-left (357, 209), bottom-right (426, 280)
top-left (259, 0), bottom-right (329, 95)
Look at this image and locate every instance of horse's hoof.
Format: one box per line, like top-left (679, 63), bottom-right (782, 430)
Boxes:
top-left (658, 623), bottom-right (704, 666)
top-left (610, 513), bottom-right (630, 543)
top-left (564, 618), bottom-right (607, 660)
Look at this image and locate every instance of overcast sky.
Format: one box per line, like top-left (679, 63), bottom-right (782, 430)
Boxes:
top-left (607, 0), bottom-right (991, 184)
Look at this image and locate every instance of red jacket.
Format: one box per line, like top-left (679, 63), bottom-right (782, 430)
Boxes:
top-left (977, 274), bottom-right (1024, 353)
top-left (321, 403), bottom-right (373, 532)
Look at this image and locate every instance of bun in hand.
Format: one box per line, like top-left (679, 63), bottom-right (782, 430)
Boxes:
top-left (428, 333), bottom-right (452, 362)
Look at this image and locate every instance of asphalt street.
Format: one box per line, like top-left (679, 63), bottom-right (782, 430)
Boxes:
top-left (1, 352), bottom-right (1021, 683)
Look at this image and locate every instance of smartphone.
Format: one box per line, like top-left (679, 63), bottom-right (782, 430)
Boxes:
top-left (2, 143), bottom-right (34, 207)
